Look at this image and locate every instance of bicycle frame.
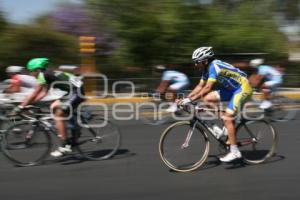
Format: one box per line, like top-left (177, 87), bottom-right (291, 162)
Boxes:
top-left (184, 106), bottom-right (259, 151)
top-left (190, 117), bottom-right (228, 148)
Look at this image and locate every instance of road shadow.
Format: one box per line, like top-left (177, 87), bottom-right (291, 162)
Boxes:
top-left (43, 149), bottom-right (135, 166)
top-left (167, 154), bottom-right (285, 172)
top-left (224, 154), bottom-right (285, 170)
top-left (168, 155), bottom-right (222, 173)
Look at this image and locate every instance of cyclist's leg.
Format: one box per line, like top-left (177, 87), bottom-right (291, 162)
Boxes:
top-left (50, 100), bottom-right (68, 141)
top-left (166, 82), bottom-right (188, 112)
top-left (62, 89), bottom-right (85, 128)
top-left (220, 85), bottom-right (252, 162)
top-left (169, 81), bottom-right (189, 99)
top-left (261, 80), bottom-right (281, 109)
top-left (202, 91), bottom-right (220, 108)
top-left (50, 100), bottom-right (73, 157)
top-left (51, 89), bottom-right (85, 157)
top-left (168, 82), bottom-right (189, 99)
top-left (202, 89), bottom-right (232, 115)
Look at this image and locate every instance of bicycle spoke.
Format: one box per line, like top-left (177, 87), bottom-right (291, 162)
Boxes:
top-left (159, 121), bottom-right (210, 172)
top-left (1, 121), bottom-right (51, 167)
top-left (76, 116), bottom-right (121, 161)
top-left (236, 120), bottom-right (277, 164)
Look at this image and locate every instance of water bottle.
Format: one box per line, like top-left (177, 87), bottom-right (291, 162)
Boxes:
top-left (222, 127), bottom-right (228, 136)
top-left (212, 124), bottom-right (223, 139)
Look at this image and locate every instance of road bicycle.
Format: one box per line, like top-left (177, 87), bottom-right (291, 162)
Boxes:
top-left (251, 90), bottom-right (298, 122)
top-left (0, 103), bottom-right (16, 135)
top-left (139, 92), bottom-right (188, 125)
top-left (1, 106), bottom-right (121, 167)
top-left (158, 104), bottom-right (278, 172)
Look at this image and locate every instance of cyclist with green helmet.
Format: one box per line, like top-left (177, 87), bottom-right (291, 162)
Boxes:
top-left (15, 58), bottom-right (85, 157)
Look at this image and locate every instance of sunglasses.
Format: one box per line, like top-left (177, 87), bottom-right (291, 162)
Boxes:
top-left (194, 60), bottom-right (202, 64)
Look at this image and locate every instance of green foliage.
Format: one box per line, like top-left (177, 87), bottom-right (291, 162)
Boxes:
top-left (0, 11), bottom-right (7, 32)
top-left (87, 0), bottom-right (288, 68)
top-left (213, 3), bottom-right (287, 59)
top-left (0, 26), bottom-right (79, 70)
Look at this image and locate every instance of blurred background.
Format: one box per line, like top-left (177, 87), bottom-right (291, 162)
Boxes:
top-left (0, 0), bottom-right (300, 93)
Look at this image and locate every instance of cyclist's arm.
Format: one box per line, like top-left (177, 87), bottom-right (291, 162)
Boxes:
top-left (191, 81), bottom-right (215, 101)
top-left (32, 86), bottom-right (49, 103)
top-left (20, 84), bottom-right (47, 107)
top-left (187, 80), bottom-right (206, 99)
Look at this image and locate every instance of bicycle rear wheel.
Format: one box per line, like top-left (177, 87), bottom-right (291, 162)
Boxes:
top-left (1, 121), bottom-right (52, 167)
top-left (139, 101), bottom-right (175, 125)
top-left (270, 95), bottom-right (297, 122)
top-left (159, 121), bottom-right (210, 172)
top-left (236, 120), bottom-right (277, 164)
top-left (76, 115), bottom-right (121, 161)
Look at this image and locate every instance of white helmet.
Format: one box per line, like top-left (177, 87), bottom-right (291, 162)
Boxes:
top-left (192, 47), bottom-right (214, 62)
top-left (6, 66), bottom-right (24, 73)
top-left (58, 65), bottom-right (78, 71)
top-left (249, 59), bottom-right (264, 68)
top-left (154, 65), bottom-right (166, 71)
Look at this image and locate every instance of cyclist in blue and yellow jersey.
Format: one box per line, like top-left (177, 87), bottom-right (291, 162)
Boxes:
top-left (177, 47), bottom-right (253, 162)
top-left (13, 58), bottom-right (85, 157)
top-left (249, 58), bottom-right (283, 110)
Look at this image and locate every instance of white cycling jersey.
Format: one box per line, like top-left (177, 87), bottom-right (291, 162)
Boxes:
top-left (258, 65), bottom-right (282, 85)
top-left (162, 70), bottom-right (188, 83)
top-left (17, 75), bottom-right (38, 88)
top-left (162, 70), bottom-right (189, 91)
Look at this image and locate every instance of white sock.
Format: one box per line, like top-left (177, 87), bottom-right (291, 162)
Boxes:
top-left (230, 145), bottom-right (240, 153)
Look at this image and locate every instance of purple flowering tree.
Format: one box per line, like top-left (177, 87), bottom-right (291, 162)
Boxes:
top-left (51, 4), bottom-right (118, 55)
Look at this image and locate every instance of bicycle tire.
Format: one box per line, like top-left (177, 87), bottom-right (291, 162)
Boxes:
top-left (139, 101), bottom-right (175, 125)
top-left (1, 121), bottom-right (52, 167)
top-left (159, 121), bottom-right (210, 172)
top-left (270, 95), bottom-right (297, 122)
top-left (236, 120), bottom-right (277, 164)
top-left (76, 115), bottom-right (121, 161)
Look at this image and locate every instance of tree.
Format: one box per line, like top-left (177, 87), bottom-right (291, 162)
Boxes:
top-left (50, 4), bottom-right (118, 56)
top-left (212, 1), bottom-right (288, 60)
top-left (0, 10), bottom-right (7, 33)
top-left (0, 26), bottom-right (79, 70)
top-left (86, 0), bottom-right (287, 68)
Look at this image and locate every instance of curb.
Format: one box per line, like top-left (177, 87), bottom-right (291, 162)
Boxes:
top-left (86, 91), bottom-right (300, 104)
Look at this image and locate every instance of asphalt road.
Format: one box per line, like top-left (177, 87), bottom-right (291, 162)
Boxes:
top-left (0, 114), bottom-right (300, 200)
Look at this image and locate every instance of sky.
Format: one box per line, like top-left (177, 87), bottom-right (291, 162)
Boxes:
top-left (0, 0), bottom-right (83, 24)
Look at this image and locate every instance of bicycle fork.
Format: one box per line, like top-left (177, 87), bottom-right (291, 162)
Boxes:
top-left (181, 121), bottom-right (197, 149)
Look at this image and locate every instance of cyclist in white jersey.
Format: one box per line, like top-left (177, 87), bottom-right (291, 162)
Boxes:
top-left (249, 59), bottom-right (283, 109)
top-left (4, 66), bottom-right (37, 93)
top-left (155, 65), bottom-right (190, 112)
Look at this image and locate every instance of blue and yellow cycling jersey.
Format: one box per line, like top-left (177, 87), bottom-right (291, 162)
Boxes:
top-left (200, 59), bottom-right (248, 91)
top-left (200, 59), bottom-right (252, 114)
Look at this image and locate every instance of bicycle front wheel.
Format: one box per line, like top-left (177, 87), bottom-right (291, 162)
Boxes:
top-left (1, 121), bottom-right (52, 167)
top-left (76, 115), bottom-right (121, 161)
top-left (159, 121), bottom-right (210, 172)
top-left (236, 120), bottom-right (277, 164)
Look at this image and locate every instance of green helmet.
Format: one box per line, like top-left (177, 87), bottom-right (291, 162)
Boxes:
top-left (27, 58), bottom-right (49, 71)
